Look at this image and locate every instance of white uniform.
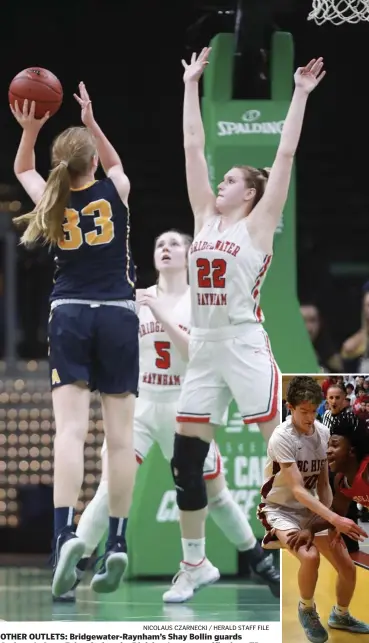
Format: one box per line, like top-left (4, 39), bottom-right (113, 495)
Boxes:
top-left (258, 417), bottom-right (330, 542)
top-left (177, 217), bottom-right (280, 426)
top-left (102, 285), bottom-right (222, 478)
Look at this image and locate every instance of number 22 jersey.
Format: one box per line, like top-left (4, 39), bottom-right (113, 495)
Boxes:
top-left (188, 217), bottom-right (272, 329)
top-left (50, 178), bottom-right (135, 302)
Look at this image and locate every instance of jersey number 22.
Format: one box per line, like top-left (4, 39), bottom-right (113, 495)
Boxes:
top-left (196, 258), bottom-right (226, 288)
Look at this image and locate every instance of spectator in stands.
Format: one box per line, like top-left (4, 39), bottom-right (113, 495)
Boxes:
top-left (341, 283), bottom-right (369, 372)
top-left (321, 376), bottom-right (338, 399)
top-left (300, 303), bottom-right (343, 372)
top-left (345, 383), bottom-right (356, 405)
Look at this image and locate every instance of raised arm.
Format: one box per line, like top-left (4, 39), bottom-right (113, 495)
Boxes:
top-left (11, 100), bottom-right (49, 205)
top-left (182, 48), bottom-right (216, 235)
top-left (248, 58), bottom-right (326, 245)
top-left (74, 82), bottom-right (130, 206)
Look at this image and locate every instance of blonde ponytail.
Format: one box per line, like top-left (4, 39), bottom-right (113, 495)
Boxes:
top-left (14, 163), bottom-right (71, 246)
top-left (14, 126), bottom-right (97, 246)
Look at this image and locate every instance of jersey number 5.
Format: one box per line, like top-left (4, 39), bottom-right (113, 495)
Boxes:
top-left (154, 341), bottom-right (171, 369)
top-left (196, 258), bottom-right (226, 288)
top-left (58, 199), bottom-right (115, 250)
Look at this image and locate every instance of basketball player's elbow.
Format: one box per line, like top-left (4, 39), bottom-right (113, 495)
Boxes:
top-left (184, 134), bottom-right (205, 150)
top-left (275, 147), bottom-right (295, 165)
top-left (14, 163), bottom-right (33, 178)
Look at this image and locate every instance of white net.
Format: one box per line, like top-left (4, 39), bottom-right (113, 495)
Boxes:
top-left (308, 0), bottom-right (369, 25)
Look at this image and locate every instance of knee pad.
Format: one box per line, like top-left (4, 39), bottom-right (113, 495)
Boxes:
top-left (170, 433), bottom-right (210, 511)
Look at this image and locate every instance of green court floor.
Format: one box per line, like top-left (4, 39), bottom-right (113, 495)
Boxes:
top-left (0, 568), bottom-right (280, 622)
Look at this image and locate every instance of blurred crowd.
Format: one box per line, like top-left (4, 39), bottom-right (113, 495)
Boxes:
top-left (317, 375), bottom-right (369, 424)
top-left (301, 283), bottom-right (369, 372)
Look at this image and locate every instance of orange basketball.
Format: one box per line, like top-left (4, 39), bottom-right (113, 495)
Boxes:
top-left (9, 67), bottom-right (63, 119)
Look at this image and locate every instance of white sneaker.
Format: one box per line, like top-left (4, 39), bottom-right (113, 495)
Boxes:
top-left (52, 533), bottom-right (85, 598)
top-left (163, 558), bottom-right (220, 603)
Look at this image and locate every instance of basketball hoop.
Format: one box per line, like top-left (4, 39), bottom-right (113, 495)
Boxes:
top-left (308, 0), bottom-right (369, 25)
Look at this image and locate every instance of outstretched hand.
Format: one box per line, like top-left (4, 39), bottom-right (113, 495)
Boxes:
top-left (10, 99), bottom-right (49, 132)
top-left (294, 58), bottom-right (326, 94)
top-left (332, 514), bottom-right (367, 541)
top-left (74, 82), bottom-right (95, 128)
top-left (182, 47), bottom-right (211, 83)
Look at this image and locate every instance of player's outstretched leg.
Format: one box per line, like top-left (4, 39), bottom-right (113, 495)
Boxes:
top-left (277, 529), bottom-right (327, 643)
top-left (51, 384), bottom-right (90, 598)
top-left (90, 393), bottom-right (136, 593)
top-left (53, 478), bottom-right (110, 602)
top-left (163, 430), bottom-right (220, 603)
top-left (314, 536), bottom-right (369, 635)
top-left (206, 475), bottom-right (280, 597)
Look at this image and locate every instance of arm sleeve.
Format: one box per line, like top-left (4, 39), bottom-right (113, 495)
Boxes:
top-left (268, 431), bottom-right (297, 463)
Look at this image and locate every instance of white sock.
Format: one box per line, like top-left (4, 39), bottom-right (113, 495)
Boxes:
top-left (299, 597), bottom-right (315, 610)
top-left (181, 538), bottom-right (206, 566)
top-left (76, 480), bottom-right (109, 557)
top-left (208, 488), bottom-right (256, 550)
top-left (334, 605), bottom-right (349, 616)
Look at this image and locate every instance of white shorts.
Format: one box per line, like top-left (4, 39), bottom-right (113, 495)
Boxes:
top-left (177, 323), bottom-right (280, 426)
top-left (258, 503), bottom-right (328, 549)
top-left (101, 390), bottom-right (223, 480)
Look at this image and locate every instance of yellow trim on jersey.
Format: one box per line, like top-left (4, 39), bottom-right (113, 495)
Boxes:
top-left (70, 180), bottom-right (97, 192)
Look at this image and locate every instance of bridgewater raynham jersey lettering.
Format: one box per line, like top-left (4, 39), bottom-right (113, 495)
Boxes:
top-left (261, 417), bottom-right (330, 512)
top-left (51, 178), bottom-right (135, 301)
top-left (188, 216), bottom-right (272, 329)
top-left (139, 286), bottom-right (190, 392)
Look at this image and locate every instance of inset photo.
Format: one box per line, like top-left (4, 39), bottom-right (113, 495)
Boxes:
top-left (262, 374), bottom-right (369, 641)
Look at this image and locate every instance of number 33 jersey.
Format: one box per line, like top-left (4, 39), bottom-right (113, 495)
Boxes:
top-left (139, 286), bottom-right (191, 394)
top-left (51, 178), bottom-right (135, 302)
top-left (188, 217), bottom-right (273, 329)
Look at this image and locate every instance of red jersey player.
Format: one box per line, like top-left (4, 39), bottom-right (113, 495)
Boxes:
top-left (288, 412), bottom-right (369, 545)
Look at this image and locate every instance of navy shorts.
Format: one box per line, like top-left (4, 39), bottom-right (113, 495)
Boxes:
top-left (48, 303), bottom-right (139, 394)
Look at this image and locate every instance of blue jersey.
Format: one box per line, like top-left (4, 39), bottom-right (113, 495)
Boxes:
top-left (50, 178), bottom-right (135, 301)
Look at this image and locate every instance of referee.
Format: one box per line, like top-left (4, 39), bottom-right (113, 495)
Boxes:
top-left (322, 382), bottom-right (359, 553)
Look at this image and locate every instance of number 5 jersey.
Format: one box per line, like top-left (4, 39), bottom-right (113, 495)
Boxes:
top-left (139, 286), bottom-right (191, 394)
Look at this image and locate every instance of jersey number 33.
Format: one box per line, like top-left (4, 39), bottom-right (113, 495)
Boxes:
top-left (58, 199), bottom-right (115, 251)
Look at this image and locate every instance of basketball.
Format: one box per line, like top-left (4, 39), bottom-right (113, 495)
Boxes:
top-left (9, 68), bottom-right (63, 119)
